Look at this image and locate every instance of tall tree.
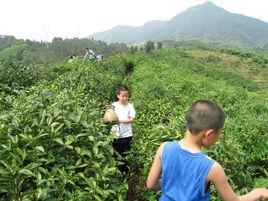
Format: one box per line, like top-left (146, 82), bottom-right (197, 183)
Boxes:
top-left (145, 41), bottom-right (155, 53)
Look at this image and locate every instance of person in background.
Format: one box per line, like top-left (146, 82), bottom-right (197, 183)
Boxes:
top-left (83, 47), bottom-right (95, 60)
top-left (111, 85), bottom-right (136, 174)
top-left (68, 53), bottom-right (76, 63)
top-left (96, 52), bottom-right (103, 61)
top-left (147, 99), bottom-right (268, 201)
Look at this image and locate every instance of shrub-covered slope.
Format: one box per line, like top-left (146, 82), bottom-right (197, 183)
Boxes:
top-left (0, 46), bottom-right (267, 200)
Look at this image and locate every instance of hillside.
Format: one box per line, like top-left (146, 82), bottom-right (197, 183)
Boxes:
top-left (0, 45), bottom-right (267, 200)
top-left (90, 1), bottom-right (268, 48)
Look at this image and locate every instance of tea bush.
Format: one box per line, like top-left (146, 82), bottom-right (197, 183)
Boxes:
top-left (0, 47), bottom-right (267, 200)
top-left (128, 48), bottom-right (268, 200)
top-left (0, 55), bottom-right (134, 200)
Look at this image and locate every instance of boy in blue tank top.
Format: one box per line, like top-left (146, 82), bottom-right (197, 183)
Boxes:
top-left (147, 100), bottom-right (268, 201)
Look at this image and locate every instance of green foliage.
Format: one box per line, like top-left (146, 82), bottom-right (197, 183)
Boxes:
top-left (48, 37), bottom-right (129, 61)
top-left (205, 55), bottom-right (221, 62)
top-left (255, 43), bottom-right (268, 56)
top-left (157, 42), bottom-right (162, 49)
top-left (0, 40), bottom-right (27, 61)
top-left (0, 36), bottom-right (130, 66)
top-left (126, 48), bottom-right (268, 200)
top-left (0, 55), bottom-right (135, 200)
top-left (0, 35), bottom-right (17, 51)
top-left (152, 48), bottom-right (260, 92)
top-left (144, 41), bottom-right (155, 53)
top-left (0, 58), bottom-right (74, 90)
top-left (0, 59), bottom-right (38, 88)
top-left (0, 44), bottom-right (267, 200)
top-left (129, 46), bottom-right (139, 54)
top-left (221, 48), bottom-right (268, 67)
top-left (254, 177), bottom-right (268, 188)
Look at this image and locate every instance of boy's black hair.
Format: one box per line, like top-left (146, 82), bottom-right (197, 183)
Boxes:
top-left (186, 100), bottom-right (225, 134)
top-left (116, 85), bottom-right (129, 95)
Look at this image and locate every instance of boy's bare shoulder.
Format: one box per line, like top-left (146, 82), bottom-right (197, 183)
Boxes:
top-left (156, 142), bottom-right (167, 158)
top-left (208, 161), bottom-right (226, 183)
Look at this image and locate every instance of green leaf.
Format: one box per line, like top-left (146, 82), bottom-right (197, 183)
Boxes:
top-left (46, 115), bottom-right (53, 126)
top-left (12, 116), bottom-right (19, 127)
top-left (77, 133), bottom-right (88, 138)
top-left (39, 109), bottom-right (46, 125)
top-left (38, 133), bottom-right (50, 138)
top-left (54, 123), bottom-right (64, 132)
top-left (93, 145), bottom-right (98, 155)
top-left (54, 138), bottom-right (64, 145)
top-left (93, 194), bottom-right (102, 201)
top-left (19, 134), bottom-right (29, 140)
top-left (0, 161), bottom-right (12, 172)
top-left (77, 163), bottom-right (88, 168)
top-left (88, 136), bottom-right (95, 141)
top-left (16, 147), bottom-right (27, 161)
top-left (35, 146), bottom-right (44, 153)
top-left (81, 121), bottom-right (89, 128)
top-left (75, 147), bottom-right (81, 154)
top-left (10, 135), bottom-right (18, 144)
top-left (81, 150), bottom-right (92, 158)
top-left (0, 168), bottom-right (9, 175)
top-left (64, 120), bottom-right (71, 128)
top-left (0, 114), bottom-right (10, 121)
top-left (19, 169), bottom-right (35, 177)
top-left (65, 135), bottom-right (75, 145)
top-left (50, 122), bottom-right (60, 128)
top-left (24, 163), bottom-right (40, 170)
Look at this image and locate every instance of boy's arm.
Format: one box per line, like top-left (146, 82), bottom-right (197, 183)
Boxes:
top-left (120, 117), bottom-right (134, 124)
top-left (239, 189), bottom-right (268, 201)
top-left (146, 143), bottom-right (164, 190)
top-left (208, 162), bottom-right (268, 201)
top-left (120, 105), bottom-right (135, 124)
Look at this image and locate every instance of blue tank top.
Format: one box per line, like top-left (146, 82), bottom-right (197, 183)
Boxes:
top-left (160, 141), bottom-right (214, 201)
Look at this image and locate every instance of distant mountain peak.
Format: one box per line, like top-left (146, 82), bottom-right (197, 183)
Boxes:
top-left (89, 2), bottom-right (268, 47)
top-left (190, 1), bottom-right (225, 11)
top-left (203, 1), bottom-right (217, 6)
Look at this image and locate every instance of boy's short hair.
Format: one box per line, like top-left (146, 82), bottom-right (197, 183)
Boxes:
top-left (116, 85), bottom-right (129, 95)
top-left (186, 100), bottom-right (225, 134)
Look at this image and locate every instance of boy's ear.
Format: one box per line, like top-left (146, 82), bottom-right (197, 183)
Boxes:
top-left (204, 128), bottom-right (215, 139)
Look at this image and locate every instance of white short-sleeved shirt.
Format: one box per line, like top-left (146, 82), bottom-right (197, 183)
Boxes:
top-left (111, 101), bottom-right (136, 138)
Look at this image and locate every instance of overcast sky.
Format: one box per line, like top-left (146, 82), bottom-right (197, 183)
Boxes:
top-left (1, 0), bottom-right (267, 42)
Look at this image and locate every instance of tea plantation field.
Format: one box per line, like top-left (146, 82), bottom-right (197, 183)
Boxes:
top-left (0, 46), bottom-right (267, 200)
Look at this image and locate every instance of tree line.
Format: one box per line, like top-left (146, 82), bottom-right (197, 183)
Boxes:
top-left (0, 35), bottom-right (129, 65)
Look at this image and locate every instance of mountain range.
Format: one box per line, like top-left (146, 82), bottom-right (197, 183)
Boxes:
top-left (89, 1), bottom-right (268, 48)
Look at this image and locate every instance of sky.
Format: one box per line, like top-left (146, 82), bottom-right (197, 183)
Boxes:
top-left (1, 0), bottom-right (268, 42)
